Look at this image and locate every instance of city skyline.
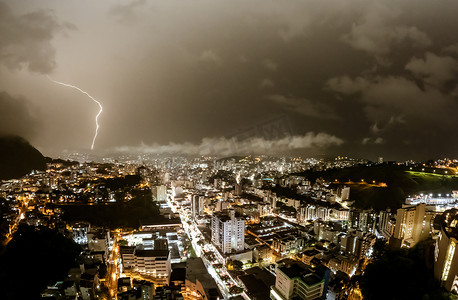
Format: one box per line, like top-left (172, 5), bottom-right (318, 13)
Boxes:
top-left (1, 0), bottom-right (458, 160)
top-left (2, 153), bottom-right (458, 298)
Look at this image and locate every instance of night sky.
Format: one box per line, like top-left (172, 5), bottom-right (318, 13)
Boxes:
top-left (1, 0), bottom-right (458, 161)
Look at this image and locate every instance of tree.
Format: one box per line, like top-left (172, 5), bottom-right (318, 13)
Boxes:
top-left (0, 225), bottom-right (81, 299)
top-left (359, 239), bottom-right (451, 300)
top-left (118, 239), bottom-right (128, 247)
top-left (226, 259), bottom-right (234, 270)
top-left (372, 239), bottom-right (388, 259)
top-left (246, 260), bottom-right (253, 267)
top-left (233, 260), bottom-right (243, 271)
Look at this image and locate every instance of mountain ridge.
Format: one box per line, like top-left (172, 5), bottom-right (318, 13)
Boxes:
top-left (0, 135), bottom-right (46, 181)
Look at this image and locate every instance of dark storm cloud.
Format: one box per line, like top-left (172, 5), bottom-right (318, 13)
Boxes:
top-left (0, 91), bottom-right (40, 138)
top-left (342, 2), bottom-right (432, 57)
top-left (0, 1), bottom-right (66, 74)
top-left (266, 94), bottom-right (338, 120)
top-left (406, 52), bottom-right (458, 92)
top-left (2, 0), bottom-right (458, 160)
top-left (109, 0), bottom-right (146, 24)
top-left (327, 62), bottom-right (458, 159)
top-left (319, 0), bottom-right (458, 160)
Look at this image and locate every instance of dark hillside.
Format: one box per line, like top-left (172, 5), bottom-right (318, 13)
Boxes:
top-left (295, 165), bottom-right (458, 210)
top-left (0, 135), bottom-right (46, 180)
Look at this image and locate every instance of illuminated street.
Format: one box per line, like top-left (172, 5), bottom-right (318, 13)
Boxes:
top-left (106, 237), bottom-right (120, 300)
top-left (2, 195), bottom-right (30, 248)
top-left (168, 195), bottom-right (242, 299)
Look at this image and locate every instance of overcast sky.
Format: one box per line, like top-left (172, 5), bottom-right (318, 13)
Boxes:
top-left (1, 0), bottom-right (458, 160)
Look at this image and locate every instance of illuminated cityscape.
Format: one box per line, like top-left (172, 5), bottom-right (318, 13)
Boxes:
top-left (1, 155), bottom-right (458, 299)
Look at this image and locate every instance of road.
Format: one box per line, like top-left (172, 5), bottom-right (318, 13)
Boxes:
top-left (2, 196), bottom-right (30, 249)
top-left (168, 196), bottom-right (243, 299)
top-left (106, 236), bottom-right (120, 299)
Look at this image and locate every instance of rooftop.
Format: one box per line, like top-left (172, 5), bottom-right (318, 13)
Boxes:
top-left (278, 262), bottom-right (326, 287)
top-left (239, 274), bottom-right (270, 300)
top-left (303, 249), bottom-right (320, 257)
top-left (135, 249), bottom-right (169, 257)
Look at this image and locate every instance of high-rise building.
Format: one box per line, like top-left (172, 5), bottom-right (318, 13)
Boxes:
top-left (340, 233), bottom-right (357, 256)
top-left (434, 209), bottom-right (458, 294)
top-left (87, 229), bottom-right (110, 260)
top-left (392, 203), bottom-right (427, 248)
top-left (211, 210), bottom-right (245, 254)
top-left (337, 186), bottom-right (350, 201)
top-left (348, 210), bottom-right (377, 233)
top-left (152, 185), bottom-right (167, 202)
top-left (163, 172), bottom-right (170, 184)
top-left (120, 246), bottom-right (136, 270)
top-left (305, 205), bottom-right (317, 221)
top-left (356, 232), bottom-right (377, 260)
top-left (72, 222), bottom-right (90, 245)
top-left (192, 194), bottom-right (204, 220)
top-left (271, 195), bottom-right (277, 211)
top-left (134, 249), bottom-right (171, 286)
top-left (215, 200), bottom-right (229, 212)
top-left (330, 208), bottom-right (349, 222)
top-left (270, 261), bottom-right (330, 300)
top-left (316, 207), bottom-right (329, 221)
top-left (378, 209), bottom-right (394, 238)
top-left (235, 182), bottom-right (242, 196)
top-left (258, 203), bottom-right (271, 218)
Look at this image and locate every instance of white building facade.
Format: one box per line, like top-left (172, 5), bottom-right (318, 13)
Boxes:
top-left (211, 210), bottom-right (245, 254)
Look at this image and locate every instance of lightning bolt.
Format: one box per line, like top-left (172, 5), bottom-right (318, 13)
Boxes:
top-left (47, 76), bottom-right (103, 150)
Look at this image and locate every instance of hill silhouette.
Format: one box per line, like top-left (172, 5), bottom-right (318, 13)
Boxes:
top-left (0, 135), bottom-right (46, 180)
top-left (295, 164), bottom-right (458, 211)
